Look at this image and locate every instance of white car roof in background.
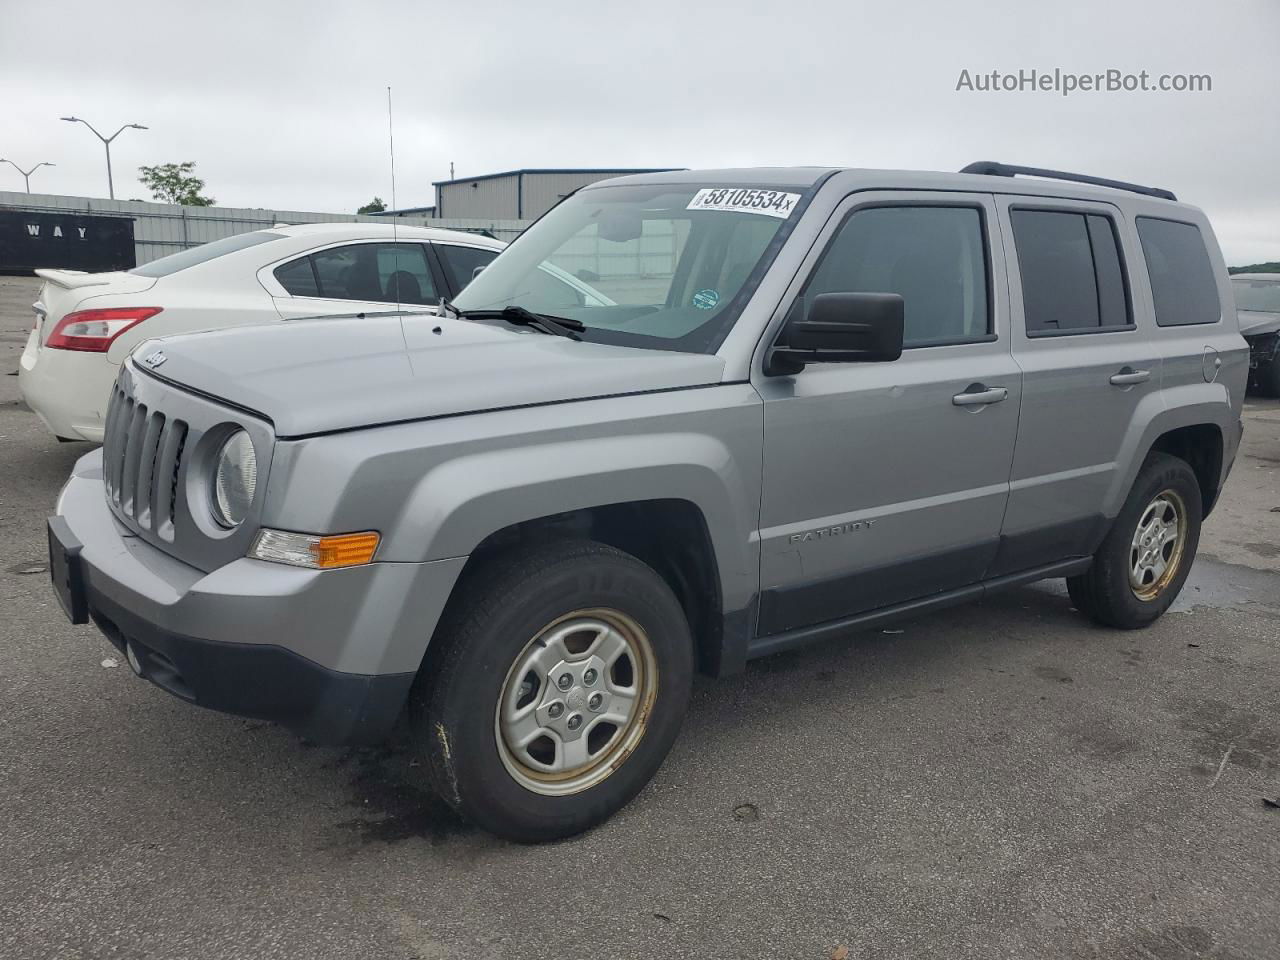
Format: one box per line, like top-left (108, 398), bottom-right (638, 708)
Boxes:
top-left (271, 222), bottom-right (504, 247)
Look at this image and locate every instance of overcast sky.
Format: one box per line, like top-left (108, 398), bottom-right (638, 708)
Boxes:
top-left (2, 0), bottom-right (1277, 263)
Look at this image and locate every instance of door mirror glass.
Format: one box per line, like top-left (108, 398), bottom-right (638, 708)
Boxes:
top-left (767, 292), bottom-right (904, 375)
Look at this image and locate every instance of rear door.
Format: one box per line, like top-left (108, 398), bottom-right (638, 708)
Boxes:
top-left (754, 192), bottom-right (1022, 637)
top-left (267, 241), bottom-right (446, 318)
top-left (992, 198), bottom-right (1161, 573)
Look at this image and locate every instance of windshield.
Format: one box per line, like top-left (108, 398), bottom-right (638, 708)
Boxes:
top-left (452, 183), bottom-right (810, 353)
top-left (130, 231), bottom-right (285, 278)
top-left (1233, 277), bottom-right (1280, 313)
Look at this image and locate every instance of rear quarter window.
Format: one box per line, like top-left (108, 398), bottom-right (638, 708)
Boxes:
top-left (1136, 217), bottom-right (1221, 327)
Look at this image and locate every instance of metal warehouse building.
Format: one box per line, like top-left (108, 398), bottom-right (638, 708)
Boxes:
top-left (433, 168), bottom-right (678, 220)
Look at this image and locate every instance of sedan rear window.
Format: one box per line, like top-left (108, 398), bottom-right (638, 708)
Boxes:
top-left (130, 231), bottom-right (285, 278)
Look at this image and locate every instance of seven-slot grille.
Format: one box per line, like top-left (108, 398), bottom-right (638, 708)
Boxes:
top-left (102, 382), bottom-right (188, 540)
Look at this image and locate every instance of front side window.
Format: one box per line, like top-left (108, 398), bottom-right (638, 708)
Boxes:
top-left (1232, 278), bottom-right (1280, 313)
top-left (452, 183), bottom-right (812, 353)
top-left (804, 205), bottom-right (990, 347)
top-left (437, 244), bottom-right (500, 291)
top-left (275, 243), bottom-right (437, 305)
top-left (1011, 209), bottom-right (1131, 334)
top-left (1136, 218), bottom-right (1220, 327)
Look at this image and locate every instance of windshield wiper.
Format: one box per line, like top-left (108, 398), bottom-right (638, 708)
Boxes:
top-left (457, 305), bottom-right (585, 340)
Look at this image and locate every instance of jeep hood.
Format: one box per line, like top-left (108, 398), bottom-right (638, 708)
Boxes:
top-left (1238, 309), bottom-right (1280, 338)
top-left (135, 313), bottom-right (727, 436)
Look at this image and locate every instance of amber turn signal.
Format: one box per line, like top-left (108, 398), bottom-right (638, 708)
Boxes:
top-left (312, 532), bottom-right (381, 569)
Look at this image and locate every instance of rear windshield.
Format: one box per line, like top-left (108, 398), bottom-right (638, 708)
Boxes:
top-left (130, 231), bottom-right (285, 278)
top-left (1232, 277), bottom-right (1280, 313)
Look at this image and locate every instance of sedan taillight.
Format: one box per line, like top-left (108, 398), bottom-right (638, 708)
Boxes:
top-left (45, 307), bottom-right (163, 352)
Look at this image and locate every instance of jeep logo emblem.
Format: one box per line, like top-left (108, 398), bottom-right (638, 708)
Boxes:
top-left (141, 350), bottom-right (167, 369)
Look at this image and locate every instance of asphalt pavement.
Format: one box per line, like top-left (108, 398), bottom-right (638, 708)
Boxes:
top-left (2, 273), bottom-right (1278, 959)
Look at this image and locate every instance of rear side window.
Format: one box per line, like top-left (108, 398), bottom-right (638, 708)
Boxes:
top-left (437, 244), bottom-right (500, 291)
top-left (274, 256), bottom-right (319, 297)
top-left (805, 205), bottom-right (990, 347)
top-left (1011, 209), bottom-right (1131, 334)
top-left (1136, 218), bottom-right (1221, 326)
top-left (130, 231), bottom-right (284, 278)
top-left (275, 243), bottom-right (437, 305)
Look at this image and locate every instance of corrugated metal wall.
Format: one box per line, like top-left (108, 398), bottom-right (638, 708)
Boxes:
top-left (435, 175), bottom-right (520, 220)
top-left (518, 172), bottom-right (631, 220)
top-left (436, 171), bottom-right (659, 221)
top-left (0, 190), bottom-right (528, 266)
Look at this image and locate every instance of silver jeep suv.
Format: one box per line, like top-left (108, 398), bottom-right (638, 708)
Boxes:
top-left (48, 163), bottom-right (1247, 841)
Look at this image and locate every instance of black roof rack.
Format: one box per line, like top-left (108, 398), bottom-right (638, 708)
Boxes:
top-left (960, 161), bottom-right (1177, 202)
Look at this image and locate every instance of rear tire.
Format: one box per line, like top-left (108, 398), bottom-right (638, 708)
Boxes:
top-left (1067, 452), bottom-right (1202, 629)
top-left (410, 539), bottom-right (693, 842)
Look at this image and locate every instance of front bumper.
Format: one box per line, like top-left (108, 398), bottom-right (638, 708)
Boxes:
top-left (51, 450), bottom-right (467, 744)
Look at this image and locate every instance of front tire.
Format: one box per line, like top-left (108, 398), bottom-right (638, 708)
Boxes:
top-left (411, 539), bottom-right (693, 842)
top-left (1067, 452), bottom-right (1202, 629)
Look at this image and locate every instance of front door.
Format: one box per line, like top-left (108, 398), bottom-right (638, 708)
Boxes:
top-left (754, 193), bottom-right (1021, 637)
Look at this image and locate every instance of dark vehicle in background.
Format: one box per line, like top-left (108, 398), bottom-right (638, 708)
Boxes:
top-left (1233, 273), bottom-right (1280, 396)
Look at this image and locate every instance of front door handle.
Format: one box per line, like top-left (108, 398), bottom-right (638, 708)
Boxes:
top-left (1109, 367), bottom-right (1151, 386)
top-left (952, 385), bottom-right (1008, 406)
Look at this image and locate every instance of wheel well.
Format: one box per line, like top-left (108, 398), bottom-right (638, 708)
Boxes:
top-left (1149, 424), bottom-right (1223, 516)
top-left (457, 500), bottom-right (724, 674)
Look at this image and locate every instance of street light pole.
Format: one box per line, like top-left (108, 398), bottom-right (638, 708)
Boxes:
top-left (0, 159), bottom-right (56, 194)
top-left (59, 117), bottom-right (148, 200)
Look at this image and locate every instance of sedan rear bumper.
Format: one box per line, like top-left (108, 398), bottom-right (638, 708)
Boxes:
top-left (19, 331), bottom-right (113, 442)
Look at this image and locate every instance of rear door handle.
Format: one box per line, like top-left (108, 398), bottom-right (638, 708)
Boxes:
top-left (1109, 367), bottom-right (1151, 386)
top-left (952, 385), bottom-right (1008, 406)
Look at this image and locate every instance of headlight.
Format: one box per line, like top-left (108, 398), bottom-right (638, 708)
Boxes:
top-left (212, 430), bottom-right (257, 527)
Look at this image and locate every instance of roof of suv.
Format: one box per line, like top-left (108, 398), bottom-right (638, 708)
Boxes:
top-left (591, 165), bottom-right (1188, 207)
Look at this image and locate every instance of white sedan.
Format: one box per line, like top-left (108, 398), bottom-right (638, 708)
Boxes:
top-left (20, 222), bottom-right (601, 443)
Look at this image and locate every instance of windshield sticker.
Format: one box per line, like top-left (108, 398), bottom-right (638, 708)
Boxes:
top-left (692, 289), bottom-right (720, 310)
top-left (687, 187), bottom-right (801, 219)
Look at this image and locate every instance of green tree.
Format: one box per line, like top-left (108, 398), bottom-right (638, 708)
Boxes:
top-left (137, 162), bottom-right (215, 206)
top-left (358, 196), bottom-right (386, 215)
top-left (1229, 262), bottom-right (1280, 275)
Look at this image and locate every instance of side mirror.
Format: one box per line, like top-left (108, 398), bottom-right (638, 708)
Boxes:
top-left (765, 292), bottom-right (904, 376)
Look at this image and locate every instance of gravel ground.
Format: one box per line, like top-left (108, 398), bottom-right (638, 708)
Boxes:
top-left (1, 273), bottom-right (1278, 960)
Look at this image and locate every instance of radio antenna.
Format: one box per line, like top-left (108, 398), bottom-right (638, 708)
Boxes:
top-left (386, 85), bottom-right (398, 213)
top-left (386, 85), bottom-right (401, 312)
